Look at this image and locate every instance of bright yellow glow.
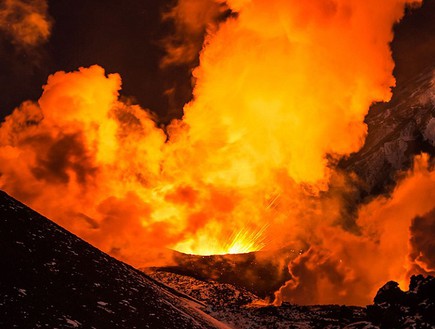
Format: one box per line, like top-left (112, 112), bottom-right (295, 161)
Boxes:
top-left (173, 224), bottom-right (268, 255)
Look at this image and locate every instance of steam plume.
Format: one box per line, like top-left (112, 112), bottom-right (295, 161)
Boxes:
top-left (161, 0), bottom-right (229, 67)
top-left (409, 208), bottom-right (435, 275)
top-left (276, 154), bottom-right (435, 305)
top-left (0, 0), bottom-right (51, 49)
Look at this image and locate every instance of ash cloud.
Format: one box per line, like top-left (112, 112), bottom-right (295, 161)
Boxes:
top-left (30, 132), bottom-right (97, 185)
top-left (0, 0), bottom-right (52, 121)
top-left (0, 0), bottom-right (51, 49)
top-left (276, 155), bottom-right (435, 306)
top-left (160, 0), bottom-right (232, 68)
top-left (409, 208), bottom-right (435, 275)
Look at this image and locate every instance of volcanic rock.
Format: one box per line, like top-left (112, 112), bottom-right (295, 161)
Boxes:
top-left (0, 190), bottom-right (228, 329)
top-left (148, 247), bottom-right (296, 300)
top-left (148, 270), bottom-right (367, 329)
top-left (366, 275), bottom-right (435, 328)
top-left (342, 68), bottom-right (435, 196)
top-left (149, 270), bottom-right (435, 329)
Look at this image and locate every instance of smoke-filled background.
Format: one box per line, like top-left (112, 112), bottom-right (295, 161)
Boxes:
top-left (0, 0), bottom-right (434, 306)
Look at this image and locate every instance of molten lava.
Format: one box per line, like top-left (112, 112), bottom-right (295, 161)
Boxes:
top-left (175, 224), bottom-right (269, 255)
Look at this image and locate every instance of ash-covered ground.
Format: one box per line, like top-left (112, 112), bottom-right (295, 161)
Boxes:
top-left (148, 269), bottom-right (435, 329)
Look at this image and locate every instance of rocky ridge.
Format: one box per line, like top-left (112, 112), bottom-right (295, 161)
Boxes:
top-left (0, 190), bottom-right (227, 329)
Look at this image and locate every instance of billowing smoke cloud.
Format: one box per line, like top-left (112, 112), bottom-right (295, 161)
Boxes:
top-left (181, 0), bottom-right (411, 188)
top-left (0, 66), bottom-right (171, 266)
top-left (276, 154), bottom-right (435, 305)
top-left (0, 0), bottom-right (51, 49)
top-left (409, 208), bottom-right (435, 275)
top-left (161, 0), bottom-right (230, 67)
top-left (0, 0), bottom-right (428, 306)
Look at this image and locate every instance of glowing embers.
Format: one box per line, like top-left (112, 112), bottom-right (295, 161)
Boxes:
top-left (173, 224), bottom-right (269, 256)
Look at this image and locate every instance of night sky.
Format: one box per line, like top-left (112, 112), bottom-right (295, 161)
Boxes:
top-left (0, 0), bottom-right (198, 124)
top-left (0, 0), bottom-right (434, 124)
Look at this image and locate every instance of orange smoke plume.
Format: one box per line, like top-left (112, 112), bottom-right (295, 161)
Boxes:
top-left (0, 0), bottom-right (51, 48)
top-left (161, 0), bottom-right (229, 67)
top-left (0, 0), bottom-right (426, 305)
top-left (275, 154), bottom-right (435, 305)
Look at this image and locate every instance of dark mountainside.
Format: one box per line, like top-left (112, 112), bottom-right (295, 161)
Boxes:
top-left (0, 190), bottom-right (227, 329)
top-left (341, 67), bottom-right (435, 196)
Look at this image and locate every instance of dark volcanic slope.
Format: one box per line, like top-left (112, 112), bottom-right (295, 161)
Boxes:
top-left (0, 191), bottom-right (227, 329)
top-left (149, 270), bottom-right (435, 329)
top-left (342, 68), bottom-right (435, 195)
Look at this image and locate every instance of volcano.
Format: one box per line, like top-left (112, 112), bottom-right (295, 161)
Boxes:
top-left (145, 247), bottom-right (295, 300)
top-left (1, 0), bottom-right (435, 328)
top-left (1, 190), bottom-right (434, 328)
